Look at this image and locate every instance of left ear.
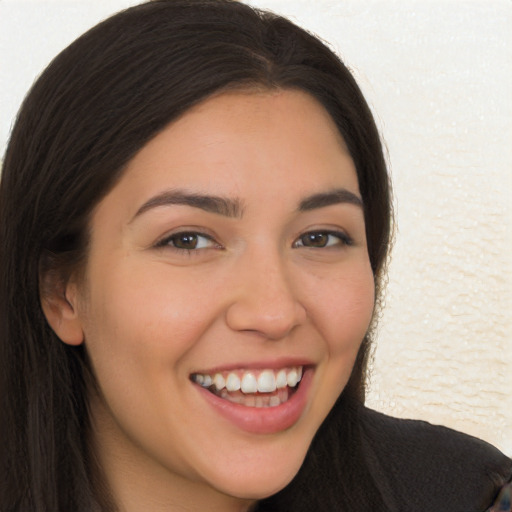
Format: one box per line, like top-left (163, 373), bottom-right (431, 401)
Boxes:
top-left (40, 270), bottom-right (84, 346)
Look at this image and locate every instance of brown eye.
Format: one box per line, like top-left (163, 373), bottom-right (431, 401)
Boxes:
top-left (294, 230), bottom-right (353, 249)
top-left (172, 233), bottom-right (199, 249)
top-left (157, 232), bottom-right (216, 251)
top-left (300, 232), bottom-right (329, 248)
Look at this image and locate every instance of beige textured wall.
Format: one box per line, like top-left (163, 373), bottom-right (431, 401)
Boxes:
top-left (1, 0), bottom-right (511, 455)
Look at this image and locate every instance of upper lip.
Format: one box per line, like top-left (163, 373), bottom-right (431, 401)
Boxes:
top-left (190, 357), bottom-right (315, 375)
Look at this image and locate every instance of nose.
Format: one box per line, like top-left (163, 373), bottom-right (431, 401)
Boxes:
top-left (225, 249), bottom-right (307, 340)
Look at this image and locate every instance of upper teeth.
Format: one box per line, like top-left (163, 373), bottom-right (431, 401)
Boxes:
top-left (192, 367), bottom-right (303, 394)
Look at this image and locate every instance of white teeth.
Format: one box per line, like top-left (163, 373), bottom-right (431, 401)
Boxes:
top-left (192, 366), bottom-right (304, 395)
top-left (240, 372), bottom-right (258, 393)
top-left (286, 369), bottom-right (299, 387)
top-left (225, 373), bottom-right (241, 392)
top-left (213, 373), bottom-right (225, 391)
top-left (257, 370), bottom-right (276, 392)
top-left (276, 369), bottom-right (287, 389)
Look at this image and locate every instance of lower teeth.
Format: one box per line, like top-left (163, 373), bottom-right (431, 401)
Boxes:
top-left (217, 387), bottom-right (290, 407)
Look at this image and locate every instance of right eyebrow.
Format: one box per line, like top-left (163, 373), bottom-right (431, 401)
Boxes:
top-left (298, 188), bottom-right (363, 211)
top-left (130, 189), bottom-right (245, 222)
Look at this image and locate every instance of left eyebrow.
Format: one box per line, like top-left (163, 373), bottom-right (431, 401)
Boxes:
top-left (298, 188), bottom-right (363, 211)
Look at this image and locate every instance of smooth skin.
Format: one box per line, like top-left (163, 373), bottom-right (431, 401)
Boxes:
top-left (42, 89), bottom-right (375, 512)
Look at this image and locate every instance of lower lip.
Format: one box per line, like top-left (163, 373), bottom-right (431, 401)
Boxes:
top-left (194, 368), bottom-right (313, 435)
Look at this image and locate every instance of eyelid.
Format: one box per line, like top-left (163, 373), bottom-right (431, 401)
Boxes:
top-left (293, 229), bottom-right (354, 248)
top-left (154, 229), bottom-right (221, 251)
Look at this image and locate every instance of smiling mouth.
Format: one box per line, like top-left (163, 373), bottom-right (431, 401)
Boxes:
top-left (190, 367), bottom-right (303, 408)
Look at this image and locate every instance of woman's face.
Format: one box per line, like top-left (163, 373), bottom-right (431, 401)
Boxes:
top-left (64, 90), bottom-right (375, 510)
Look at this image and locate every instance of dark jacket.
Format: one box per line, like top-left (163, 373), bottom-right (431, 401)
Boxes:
top-left (359, 407), bottom-right (512, 511)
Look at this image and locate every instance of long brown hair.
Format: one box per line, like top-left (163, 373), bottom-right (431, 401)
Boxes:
top-left (0, 1), bottom-right (391, 510)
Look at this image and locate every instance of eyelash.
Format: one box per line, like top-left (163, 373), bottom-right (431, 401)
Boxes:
top-left (155, 231), bottom-right (218, 253)
top-left (155, 229), bottom-right (353, 254)
top-left (292, 230), bottom-right (353, 249)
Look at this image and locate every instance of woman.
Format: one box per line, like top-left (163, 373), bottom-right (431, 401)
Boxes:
top-left (0, 1), bottom-right (510, 511)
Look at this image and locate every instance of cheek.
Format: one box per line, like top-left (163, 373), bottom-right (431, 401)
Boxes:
top-left (298, 264), bottom-right (374, 437)
top-left (306, 265), bottom-right (375, 354)
top-left (77, 265), bottom-right (216, 440)
top-left (84, 263), bottom-right (219, 354)
top-left (78, 261), bottom-right (241, 426)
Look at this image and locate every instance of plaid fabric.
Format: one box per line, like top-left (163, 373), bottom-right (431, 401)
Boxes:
top-left (488, 482), bottom-right (512, 512)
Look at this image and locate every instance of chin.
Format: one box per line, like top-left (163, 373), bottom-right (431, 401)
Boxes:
top-left (208, 445), bottom-right (307, 501)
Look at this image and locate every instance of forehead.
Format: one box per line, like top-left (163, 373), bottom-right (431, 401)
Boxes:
top-left (94, 89), bottom-right (359, 222)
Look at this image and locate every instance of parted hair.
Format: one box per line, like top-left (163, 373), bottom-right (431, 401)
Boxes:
top-left (0, 1), bottom-right (391, 510)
